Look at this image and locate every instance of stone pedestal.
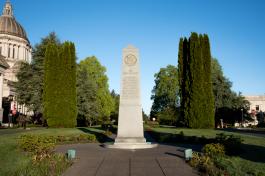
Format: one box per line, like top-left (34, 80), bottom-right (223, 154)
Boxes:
top-left (107, 45), bottom-right (157, 149)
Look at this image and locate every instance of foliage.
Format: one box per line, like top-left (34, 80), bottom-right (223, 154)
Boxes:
top-left (103, 130), bottom-right (113, 137)
top-left (215, 133), bottom-right (243, 155)
top-left (150, 65), bottom-right (179, 124)
top-left (214, 156), bottom-right (265, 176)
top-left (189, 152), bottom-right (218, 175)
top-left (43, 42), bottom-right (77, 128)
top-left (15, 32), bottom-right (61, 115)
top-left (156, 107), bottom-right (178, 125)
top-left (110, 90), bottom-right (119, 124)
top-left (202, 143), bottom-right (225, 157)
top-left (178, 33), bottom-right (215, 128)
top-left (78, 56), bottom-right (114, 124)
top-left (77, 66), bottom-right (98, 126)
top-left (18, 134), bottom-right (56, 162)
top-left (18, 133), bottom-right (97, 152)
top-left (14, 153), bottom-right (71, 176)
top-left (190, 143), bottom-right (265, 176)
top-left (257, 122), bottom-right (265, 127)
top-left (211, 58), bottom-right (250, 124)
top-left (145, 120), bottom-right (160, 128)
top-left (0, 128), bottom-right (108, 176)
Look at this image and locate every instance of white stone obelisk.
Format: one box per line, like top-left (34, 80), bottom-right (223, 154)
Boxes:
top-left (109, 45), bottom-right (156, 149)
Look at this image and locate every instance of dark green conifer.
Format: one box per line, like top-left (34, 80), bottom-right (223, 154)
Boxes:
top-left (178, 32), bottom-right (215, 128)
top-left (43, 42), bottom-right (77, 127)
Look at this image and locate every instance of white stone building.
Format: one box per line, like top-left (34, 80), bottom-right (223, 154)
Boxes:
top-left (0, 0), bottom-right (31, 123)
top-left (244, 95), bottom-right (265, 113)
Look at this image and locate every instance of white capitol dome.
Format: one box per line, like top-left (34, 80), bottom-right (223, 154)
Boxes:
top-left (0, 0), bottom-right (32, 98)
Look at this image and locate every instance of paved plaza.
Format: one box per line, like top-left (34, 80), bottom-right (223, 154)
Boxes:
top-left (56, 143), bottom-right (198, 176)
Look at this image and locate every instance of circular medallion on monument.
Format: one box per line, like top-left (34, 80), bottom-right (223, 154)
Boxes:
top-left (124, 54), bottom-right (137, 66)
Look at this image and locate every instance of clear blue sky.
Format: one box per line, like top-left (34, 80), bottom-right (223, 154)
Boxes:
top-left (6, 0), bottom-right (265, 114)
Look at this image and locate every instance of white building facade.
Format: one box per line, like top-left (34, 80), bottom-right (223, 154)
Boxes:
top-left (244, 96), bottom-right (265, 113)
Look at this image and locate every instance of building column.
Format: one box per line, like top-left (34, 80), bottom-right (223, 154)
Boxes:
top-left (0, 73), bottom-right (4, 124)
top-left (23, 47), bottom-right (26, 61)
top-left (29, 49), bottom-right (32, 63)
top-left (3, 43), bottom-right (8, 57)
top-left (14, 45), bottom-right (18, 60)
top-left (10, 45), bottom-right (13, 58)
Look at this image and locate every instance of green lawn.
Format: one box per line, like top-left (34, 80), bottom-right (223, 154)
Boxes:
top-left (0, 127), bottom-right (105, 176)
top-left (151, 126), bottom-right (265, 146)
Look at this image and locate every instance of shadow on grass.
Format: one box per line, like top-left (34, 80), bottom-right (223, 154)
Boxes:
top-left (217, 128), bottom-right (265, 137)
top-left (146, 129), bottom-right (265, 163)
top-left (240, 143), bottom-right (265, 163)
top-left (77, 127), bottom-right (114, 143)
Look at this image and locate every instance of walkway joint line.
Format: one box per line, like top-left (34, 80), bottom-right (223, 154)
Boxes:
top-left (155, 158), bottom-right (167, 176)
top-left (94, 157), bottom-right (105, 176)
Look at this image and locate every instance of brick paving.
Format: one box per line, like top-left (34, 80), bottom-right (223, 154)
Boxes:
top-left (56, 143), bottom-right (198, 176)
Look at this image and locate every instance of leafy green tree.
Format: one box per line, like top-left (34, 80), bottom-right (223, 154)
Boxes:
top-left (150, 65), bottom-right (179, 125)
top-left (211, 58), bottom-right (235, 109)
top-left (110, 90), bottom-right (119, 124)
top-left (15, 33), bottom-right (61, 116)
top-left (77, 67), bottom-right (98, 126)
top-left (211, 58), bottom-right (250, 124)
top-left (43, 42), bottom-right (77, 128)
top-left (79, 56), bottom-right (114, 124)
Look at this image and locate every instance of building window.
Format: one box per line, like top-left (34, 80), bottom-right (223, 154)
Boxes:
top-left (256, 105), bottom-right (260, 111)
top-left (0, 47), bottom-right (2, 55)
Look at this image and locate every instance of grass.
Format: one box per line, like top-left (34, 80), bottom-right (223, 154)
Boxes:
top-left (0, 127), bottom-right (107, 176)
top-left (150, 126), bottom-right (265, 146)
top-left (148, 125), bottom-right (265, 175)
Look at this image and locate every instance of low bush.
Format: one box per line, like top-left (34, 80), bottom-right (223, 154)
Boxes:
top-left (215, 133), bottom-right (243, 155)
top-left (202, 143), bottom-right (225, 157)
top-left (18, 133), bottom-right (97, 162)
top-left (101, 123), bottom-right (113, 130)
top-left (189, 152), bottom-right (220, 175)
top-left (257, 122), bottom-right (265, 128)
top-left (146, 121), bottom-right (160, 128)
top-left (18, 135), bottom-right (56, 162)
top-left (103, 130), bottom-right (112, 137)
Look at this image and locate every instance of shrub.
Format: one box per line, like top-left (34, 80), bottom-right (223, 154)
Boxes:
top-left (146, 121), bottom-right (160, 128)
top-left (202, 143), bottom-right (225, 157)
top-left (257, 122), bottom-right (265, 128)
top-left (18, 135), bottom-right (56, 162)
top-left (101, 123), bottom-right (112, 130)
top-left (14, 153), bottom-right (72, 176)
top-left (83, 134), bottom-right (96, 142)
top-left (103, 131), bottom-right (112, 137)
top-left (215, 133), bottom-right (243, 155)
top-left (189, 152), bottom-right (217, 175)
top-left (55, 134), bottom-right (97, 143)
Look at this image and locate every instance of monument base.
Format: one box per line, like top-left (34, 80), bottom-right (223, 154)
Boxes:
top-left (105, 137), bottom-right (158, 150)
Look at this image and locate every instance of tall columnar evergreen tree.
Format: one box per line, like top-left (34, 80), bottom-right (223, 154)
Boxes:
top-left (178, 32), bottom-right (215, 128)
top-left (44, 42), bottom-right (77, 128)
top-left (202, 35), bottom-right (215, 128)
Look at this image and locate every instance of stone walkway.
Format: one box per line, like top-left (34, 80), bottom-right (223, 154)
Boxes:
top-left (56, 143), bottom-right (198, 176)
